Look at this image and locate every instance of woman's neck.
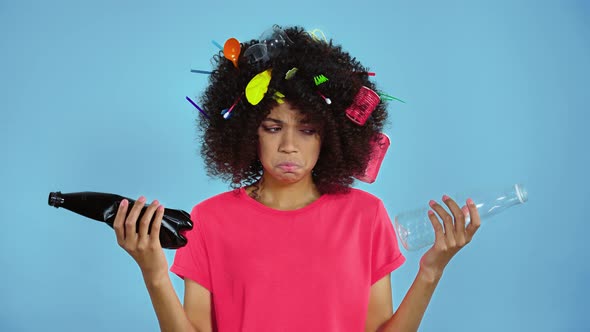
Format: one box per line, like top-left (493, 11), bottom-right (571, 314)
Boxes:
top-left (247, 175), bottom-right (321, 211)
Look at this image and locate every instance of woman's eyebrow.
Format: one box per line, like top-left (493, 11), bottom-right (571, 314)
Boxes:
top-left (261, 118), bottom-right (283, 124)
top-left (261, 117), bottom-right (314, 125)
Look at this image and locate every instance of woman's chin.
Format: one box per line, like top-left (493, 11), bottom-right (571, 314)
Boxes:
top-left (270, 171), bottom-right (307, 184)
top-left (277, 175), bottom-right (303, 184)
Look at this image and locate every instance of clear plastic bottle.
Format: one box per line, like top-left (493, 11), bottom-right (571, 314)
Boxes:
top-left (394, 184), bottom-right (528, 251)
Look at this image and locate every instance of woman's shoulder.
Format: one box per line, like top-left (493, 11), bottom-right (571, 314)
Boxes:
top-left (192, 188), bottom-right (244, 211)
top-left (330, 187), bottom-right (384, 207)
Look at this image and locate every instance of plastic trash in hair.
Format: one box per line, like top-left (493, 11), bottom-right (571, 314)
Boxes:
top-left (307, 28), bottom-right (328, 42)
top-left (285, 67), bottom-right (298, 80)
top-left (314, 74), bottom-right (329, 86)
top-left (245, 69), bottom-right (272, 105)
top-left (259, 24), bottom-right (293, 57)
top-left (243, 43), bottom-right (270, 67)
top-left (378, 91), bottom-right (406, 103)
top-left (223, 37), bottom-right (241, 68)
top-left (243, 25), bottom-right (292, 66)
top-left (317, 91), bottom-right (331, 104)
top-left (345, 86), bottom-right (381, 126)
top-left (355, 132), bottom-right (390, 183)
top-left (221, 93), bottom-right (243, 119)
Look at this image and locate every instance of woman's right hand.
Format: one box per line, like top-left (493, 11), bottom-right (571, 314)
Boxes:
top-left (113, 196), bottom-right (169, 281)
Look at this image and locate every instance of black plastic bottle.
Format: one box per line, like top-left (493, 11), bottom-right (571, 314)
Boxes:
top-left (48, 191), bottom-right (193, 249)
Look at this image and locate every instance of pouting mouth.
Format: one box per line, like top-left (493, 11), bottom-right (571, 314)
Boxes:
top-left (277, 162), bottom-right (301, 167)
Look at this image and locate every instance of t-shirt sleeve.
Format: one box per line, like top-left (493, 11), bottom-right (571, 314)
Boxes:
top-left (170, 205), bottom-right (212, 291)
top-left (370, 200), bottom-right (406, 285)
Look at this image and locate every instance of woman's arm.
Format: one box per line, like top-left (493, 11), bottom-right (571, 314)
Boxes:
top-left (379, 196), bottom-right (481, 332)
top-left (113, 197), bottom-right (204, 332)
top-left (143, 273), bottom-right (198, 332)
top-left (377, 268), bottom-right (441, 332)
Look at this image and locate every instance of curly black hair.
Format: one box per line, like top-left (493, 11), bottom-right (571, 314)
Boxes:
top-left (194, 25), bottom-right (390, 195)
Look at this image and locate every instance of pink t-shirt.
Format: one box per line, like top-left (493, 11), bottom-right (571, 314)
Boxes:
top-left (171, 187), bottom-right (405, 332)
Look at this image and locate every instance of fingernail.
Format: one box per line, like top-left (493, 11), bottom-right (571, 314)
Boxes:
top-left (442, 195), bottom-right (450, 201)
top-left (121, 199), bottom-right (128, 207)
top-left (153, 199), bottom-right (159, 205)
top-left (467, 198), bottom-right (474, 206)
top-left (138, 196), bottom-right (146, 203)
top-left (429, 200), bottom-right (436, 207)
top-left (158, 205), bottom-right (164, 212)
top-left (428, 210), bottom-right (434, 216)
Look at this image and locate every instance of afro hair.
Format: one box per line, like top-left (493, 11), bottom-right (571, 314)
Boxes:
top-left (194, 25), bottom-right (391, 195)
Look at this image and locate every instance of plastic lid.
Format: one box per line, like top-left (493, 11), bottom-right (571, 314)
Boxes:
top-left (48, 192), bottom-right (64, 207)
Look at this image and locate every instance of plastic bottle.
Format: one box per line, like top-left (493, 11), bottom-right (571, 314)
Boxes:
top-left (394, 184), bottom-right (528, 251)
top-left (48, 191), bottom-right (193, 249)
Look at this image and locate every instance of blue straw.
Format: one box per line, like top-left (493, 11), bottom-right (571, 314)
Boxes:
top-left (190, 69), bottom-right (212, 74)
top-left (211, 40), bottom-right (223, 50)
top-left (185, 96), bottom-right (210, 119)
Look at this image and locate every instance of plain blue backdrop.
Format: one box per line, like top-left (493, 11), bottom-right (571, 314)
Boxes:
top-left (1, 0), bottom-right (588, 331)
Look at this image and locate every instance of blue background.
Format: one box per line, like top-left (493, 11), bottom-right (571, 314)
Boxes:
top-left (1, 0), bottom-right (588, 331)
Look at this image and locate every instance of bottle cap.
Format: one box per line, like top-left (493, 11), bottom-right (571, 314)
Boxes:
top-left (48, 192), bottom-right (64, 207)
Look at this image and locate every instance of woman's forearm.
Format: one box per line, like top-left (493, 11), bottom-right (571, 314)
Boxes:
top-left (378, 268), bottom-right (442, 332)
top-left (143, 273), bottom-right (197, 332)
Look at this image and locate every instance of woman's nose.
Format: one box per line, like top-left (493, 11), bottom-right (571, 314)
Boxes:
top-left (278, 129), bottom-right (298, 153)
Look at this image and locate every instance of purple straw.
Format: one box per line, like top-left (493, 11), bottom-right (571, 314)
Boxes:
top-left (185, 96), bottom-right (210, 119)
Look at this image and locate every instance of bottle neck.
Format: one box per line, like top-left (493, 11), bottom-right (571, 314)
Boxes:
top-left (48, 191), bottom-right (126, 223)
top-left (469, 184), bottom-right (527, 221)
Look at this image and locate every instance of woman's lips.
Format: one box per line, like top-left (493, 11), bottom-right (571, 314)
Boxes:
top-left (277, 162), bottom-right (300, 171)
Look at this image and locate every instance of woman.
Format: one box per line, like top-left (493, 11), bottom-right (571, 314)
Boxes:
top-left (113, 25), bottom-right (481, 332)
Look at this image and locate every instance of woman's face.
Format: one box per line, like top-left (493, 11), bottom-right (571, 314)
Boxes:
top-left (257, 102), bottom-right (321, 185)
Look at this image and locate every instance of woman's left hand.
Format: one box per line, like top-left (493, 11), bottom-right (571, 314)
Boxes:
top-left (419, 195), bottom-right (481, 281)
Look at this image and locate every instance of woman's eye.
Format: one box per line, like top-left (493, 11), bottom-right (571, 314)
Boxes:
top-left (263, 126), bottom-right (281, 133)
top-left (301, 129), bottom-right (317, 135)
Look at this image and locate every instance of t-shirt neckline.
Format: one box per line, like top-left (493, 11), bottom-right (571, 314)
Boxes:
top-left (238, 187), bottom-right (330, 216)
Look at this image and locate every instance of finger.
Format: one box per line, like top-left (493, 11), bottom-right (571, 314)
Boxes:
top-left (113, 199), bottom-right (128, 244)
top-left (461, 205), bottom-right (469, 217)
top-left (429, 200), bottom-right (456, 246)
top-left (427, 210), bottom-right (446, 248)
top-left (442, 195), bottom-right (466, 245)
top-left (125, 196), bottom-right (146, 241)
top-left (138, 200), bottom-right (159, 244)
top-left (150, 204), bottom-right (165, 246)
top-left (465, 198), bottom-right (481, 239)
top-left (461, 205), bottom-right (470, 223)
